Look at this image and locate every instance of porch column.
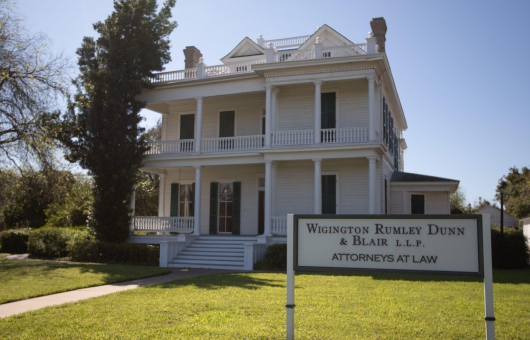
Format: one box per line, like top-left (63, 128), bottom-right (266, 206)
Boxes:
top-left (158, 173), bottom-right (166, 217)
top-left (264, 160), bottom-right (273, 236)
top-left (161, 113), bottom-right (168, 141)
top-left (264, 85), bottom-right (273, 147)
top-left (129, 185), bottom-right (136, 232)
top-left (193, 166), bottom-right (202, 235)
top-left (271, 88), bottom-right (280, 137)
top-left (313, 159), bottom-right (322, 214)
top-left (367, 76), bottom-right (375, 142)
top-left (367, 156), bottom-right (377, 214)
top-left (194, 97), bottom-right (203, 153)
top-left (314, 80), bottom-right (323, 144)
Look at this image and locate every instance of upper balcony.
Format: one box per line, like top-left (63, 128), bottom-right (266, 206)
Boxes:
top-left (147, 27), bottom-right (379, 85)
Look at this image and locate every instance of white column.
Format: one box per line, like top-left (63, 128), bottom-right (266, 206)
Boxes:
top-left (158, 173), bottom-right (166, 217)
top-left (193, 166), bottom-right (202, 236)
top-left (194, 97), bottom-right (203, 153)
top-left (271, 88), bottom-right (280, 136)
top-left (367, 76), bottom-right (375, 142)
top-left (265, 85), bottom-right (273, 147)
top-left (313, 159), bottom-right (322, 214)
top-left (161, 114), bottom-right (168, 141)
top-left (314, 80), bottom-right (323, 144)
top-left (367, 156), bottom-right (377, 214)
top-left (272, 162), bottom-right (278, 216)
top-left (264, 161), bottom-right (273, 236)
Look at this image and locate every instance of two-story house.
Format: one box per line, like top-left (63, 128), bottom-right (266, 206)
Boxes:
top-left (132, 18), bottom-right (459, 269)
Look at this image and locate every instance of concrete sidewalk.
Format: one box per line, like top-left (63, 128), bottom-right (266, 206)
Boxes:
top-left (0, 267), bottom-right (232, 319)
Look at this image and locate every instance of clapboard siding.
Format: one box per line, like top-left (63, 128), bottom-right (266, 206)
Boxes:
top-left (391, 191), bottom-right (403, 214)
top-left (277, 84), bottom-right (314, 131)
top-left (425, 192), bottom-right (449, 214)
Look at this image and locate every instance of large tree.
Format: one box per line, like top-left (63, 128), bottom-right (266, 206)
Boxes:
top-left (496, 166), bottom-right (530, 219)
top-left (0, 0), bottom-right (69, 167)
top-left (60, 0), bottom-right (176, 242)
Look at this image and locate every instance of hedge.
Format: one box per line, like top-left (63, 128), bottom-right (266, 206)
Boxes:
top-left (0, 229), bottom-right (30, 254)
top-left (28, 227), bottom-right (92, 259)
top-left (68, 239), bottom-right (159, 266)
top-left (491, 228), bottom-right (529, 269)
top-left (254, 243), bottom-right (287, 271)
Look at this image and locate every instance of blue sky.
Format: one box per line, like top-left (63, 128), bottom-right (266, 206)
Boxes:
top-left (15, 0), bottom-right (530, 206)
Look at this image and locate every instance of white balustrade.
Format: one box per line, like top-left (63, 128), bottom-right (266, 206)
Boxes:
top-left (133, 216), bottom-right (194, 233)
top-left (272, 216), bottom-right (287, 235)
top-left (145, 140), bottom-right (194, 155)
top-left (321, 44), bottom-right (367, 58)
top-left (321, 127), bottom-right (368, 144)
top-left (274, 49), bottom-right (315, 62)
top-left (148, 68), bottom-right (197, 83)
top-left (201, 135), bottom-right (264, 152)
top-left (262, 35), bottom-right (311, 48)
top-left (271, 130), bottom-right (314, 146)
top-left (205, 60), bottom-right (266, 78)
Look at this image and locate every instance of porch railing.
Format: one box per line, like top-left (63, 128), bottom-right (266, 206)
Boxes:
top-left (148, 68), bottom-right (197, 83)
top-left (272, 216), bottom-right (287, 235)
top-left (274, 49), bottom-right (315, 62)
top-left (205, 60), bottom-right (266, 77)
top-left (201, 135), bottom-right (264, 152)
top-left (132, 216), bottom-right (194, 233)
top-left (321, 127), bottom-right (368, 143)
top-left (322, 44), bottom-right (367, 58)
top-left (271, 129), bottom-right (314, 146)
top-left (146, 140), bottom-right (194, 155)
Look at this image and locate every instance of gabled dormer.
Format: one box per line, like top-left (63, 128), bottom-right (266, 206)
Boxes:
top-left (220, 37), bottom-right (265, 64)
top-left (298, 24), bottom-right (354, 49)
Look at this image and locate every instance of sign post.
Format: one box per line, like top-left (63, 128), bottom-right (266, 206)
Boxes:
top-left (286, 214), bottom-right (494, 339)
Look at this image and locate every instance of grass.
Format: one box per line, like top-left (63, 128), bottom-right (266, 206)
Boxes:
top-left (0, 255), bottom-right (170, 304)
top-left (0, 269), bottom-right (529, 339)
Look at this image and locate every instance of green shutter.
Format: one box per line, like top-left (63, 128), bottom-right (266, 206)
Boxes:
top-left (321, 175), bottom-right (336, 214)
top-left (232, 182), bottom-right (241, 235)
top-left (209, 182), bottom-right (218, 234)
top-left (170, 183), bottom-right (179, 217)
top-left (321, 92), bottom-right (336, 129)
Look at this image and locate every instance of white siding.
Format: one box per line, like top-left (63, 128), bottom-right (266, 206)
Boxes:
top-left (478, 206), bottom-right (519, 227)
top-left (425, 192), bottom-right (449, 214)
top-left (391, 190), bottom-right (403, 214)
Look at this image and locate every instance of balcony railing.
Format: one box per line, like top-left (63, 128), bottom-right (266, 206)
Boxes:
top-left (272, 216), bottom-right (287, 235)
top-left (132, 216), bottom-right (194, 233)
top-left (146, 128), bottom-right (369, 155)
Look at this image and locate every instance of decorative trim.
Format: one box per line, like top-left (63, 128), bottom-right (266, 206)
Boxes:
top-left (266, 65), bottom-right (376, 78)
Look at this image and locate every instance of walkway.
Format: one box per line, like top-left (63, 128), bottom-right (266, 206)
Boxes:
top-left (0, 258), bottom-right (232, 319)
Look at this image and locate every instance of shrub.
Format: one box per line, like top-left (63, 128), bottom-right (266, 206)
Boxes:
top-left (68, 239), bottom-right (159, 266)
top-left (491, 228), bottom-right (529, 269)
top-left (254, 243), bottom-right (287, 271)
top-left (28, 227), bottom-right (92, 259)
top-left (0, 229), bottom-right (30, 254)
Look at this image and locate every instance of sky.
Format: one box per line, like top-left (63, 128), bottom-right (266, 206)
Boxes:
top-left (14, 0), bottom-right (530, 206)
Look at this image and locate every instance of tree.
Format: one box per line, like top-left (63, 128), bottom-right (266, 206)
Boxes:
top-left (496, 167), bottom-right (530, 219)
top-left (450, 187), bottom-right (469, 214)
top-left (60, 0), bottom-right (177, 242)
top-left (134, 120), bottom-right (160, 216)
top-left (0, 0), bottom-right (69, 167)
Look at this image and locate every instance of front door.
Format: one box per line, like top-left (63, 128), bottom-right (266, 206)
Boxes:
top-left (322, 175), bottom-right (337, 214)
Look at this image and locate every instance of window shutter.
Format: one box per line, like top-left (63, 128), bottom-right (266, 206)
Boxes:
top-left (232, 182), bottom-right (241, 235)
top-left (209, 182), bottom-right (218, 234)
top-left (411, 194), bottom-right (425, 215)
top-left (170, 183), bottom-right (179, 217)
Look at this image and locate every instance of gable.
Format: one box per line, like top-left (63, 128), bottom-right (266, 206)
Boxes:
top-left (299, 24), bottom-right (354, 50)
top-left (221, 37), bottom-right (265, 63)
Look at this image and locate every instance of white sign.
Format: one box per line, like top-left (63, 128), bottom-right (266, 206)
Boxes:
top-left (295, 216), bottom-right (483, 275)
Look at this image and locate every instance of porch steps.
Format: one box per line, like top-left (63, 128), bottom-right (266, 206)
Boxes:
top-left (168, 236), bottom-right (258, 270)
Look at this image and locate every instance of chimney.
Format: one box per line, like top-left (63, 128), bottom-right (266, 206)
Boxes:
top-left (183, 46), bottom-right (203, 69)
top-left (370, 17), bottom-right (387, 52)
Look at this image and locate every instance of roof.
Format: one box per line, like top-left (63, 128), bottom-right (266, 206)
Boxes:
top-left (390, 172), bottom-right (459, 183)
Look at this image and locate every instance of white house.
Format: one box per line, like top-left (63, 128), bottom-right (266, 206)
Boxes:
top-left (477, 205), bottom-right (518, 228)
top-left (131, 18), bottom-right (459, 269)
top-left (521, 216), bottom-right (530, 242)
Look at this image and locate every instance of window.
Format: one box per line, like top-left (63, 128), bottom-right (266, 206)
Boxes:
top-left (411, 194), bottom-right (425, 215)
top-left (179, 184), bottom-right (194, 217)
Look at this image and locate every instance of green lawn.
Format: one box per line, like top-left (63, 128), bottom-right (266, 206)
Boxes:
top-left (0, 255), bottom-right (170, 304)
top-left (0, 269), bottom-right (528, 339)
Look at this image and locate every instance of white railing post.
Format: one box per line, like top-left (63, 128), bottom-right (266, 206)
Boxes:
top-left (158, 173), bottom-right (166, 217)
top-left (196, 58), bottom-right (205, 79)
top-left (193, 166), bottom-right (202, 236)
top-left (160, 241), bottom-right (169, 267)
top-left (265, 43), bottom-right (275, 63)
top-left (257, 34), bottom-right (265, 48)
top-left (265, 85), bottom-right (273, 147)
top-left (264, 161), bottom-right (273, 236)
top-left (367, 76), bottom-right (375, 142)
top-left (313, 159), bottom-right (322, 214)
top-left (366, 32), bottom-right (377, 54)
top-left (195, 97), bottom-right (203, 153)
top-left (314, 80), bottom-right (322, 144)
top-left (314, 37), bottom-right (323, 59)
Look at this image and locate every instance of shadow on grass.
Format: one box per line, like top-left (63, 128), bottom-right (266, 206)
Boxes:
top-left (158, 272), bottom-right (285, 291)
top-left (295, 267), bottom-right (530, 285)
